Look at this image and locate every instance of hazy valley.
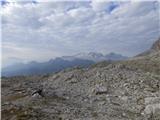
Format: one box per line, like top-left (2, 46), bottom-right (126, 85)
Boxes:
top-left (2, 52), bottom-right (127, 77)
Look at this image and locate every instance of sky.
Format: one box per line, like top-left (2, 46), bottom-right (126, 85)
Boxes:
top-left (1, 0), bottom-right (160, 67)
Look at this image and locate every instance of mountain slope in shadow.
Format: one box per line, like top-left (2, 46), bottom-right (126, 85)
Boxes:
top-left (2, 58), bottom-right (94, 77)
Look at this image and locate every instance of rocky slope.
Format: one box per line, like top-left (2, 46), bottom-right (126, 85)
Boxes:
top-left (1, 39), bottom-right (160, 120)
top-left (137, 37), bottom-right (160, 56)
top-left (151, 38), bottom-right (160, 51)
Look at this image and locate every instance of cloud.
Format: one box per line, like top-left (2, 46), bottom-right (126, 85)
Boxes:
top-left (90, 1), bottom-right (120, 13)
top-left (2, 42), bottom-right (62, 67)
top-left (112, 1), bottom-right (159, 17)
top-left (1, 1), bottom-right (159, 66)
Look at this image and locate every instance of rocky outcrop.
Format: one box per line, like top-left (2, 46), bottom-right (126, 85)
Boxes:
top-left (137, 38), bottom-right (160, 56)
top-left (151, 38), bottom-right (160, 51)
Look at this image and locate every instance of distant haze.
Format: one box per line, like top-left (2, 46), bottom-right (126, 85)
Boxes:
top-left (2, 52), bottom-right (128, 76)
top-left (1, 1), bottom-right (159, 67)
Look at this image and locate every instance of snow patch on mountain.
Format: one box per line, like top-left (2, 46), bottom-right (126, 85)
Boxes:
top-left (61, 52), bottom-right (128, 62)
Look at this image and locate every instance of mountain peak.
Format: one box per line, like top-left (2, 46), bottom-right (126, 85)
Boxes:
top-left (29, 61), bottom-right (38, 64)
top-left (88, 52), bottom-right (103, 57)
top-left (74, 52), bottom-right (103, 59)
top-left (151, 38), bottom-right (160, 51)
top-left (136, 38), bottom-right (160, 57)
top-left (73, 52), bottom-right (127, 62)
top-left (105, 52), bottom-right (128, 60)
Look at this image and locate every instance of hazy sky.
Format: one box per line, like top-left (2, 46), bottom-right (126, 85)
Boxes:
top-left (1, 0), bottom-right (159, 67)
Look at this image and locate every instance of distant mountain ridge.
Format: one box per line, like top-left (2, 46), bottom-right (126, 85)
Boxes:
top-left (2, 58), bottom-right (94, 77)
top-left (61, 52), bottom-right (128, 62)
top-left (2, 52), bottom-right (128, 77)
